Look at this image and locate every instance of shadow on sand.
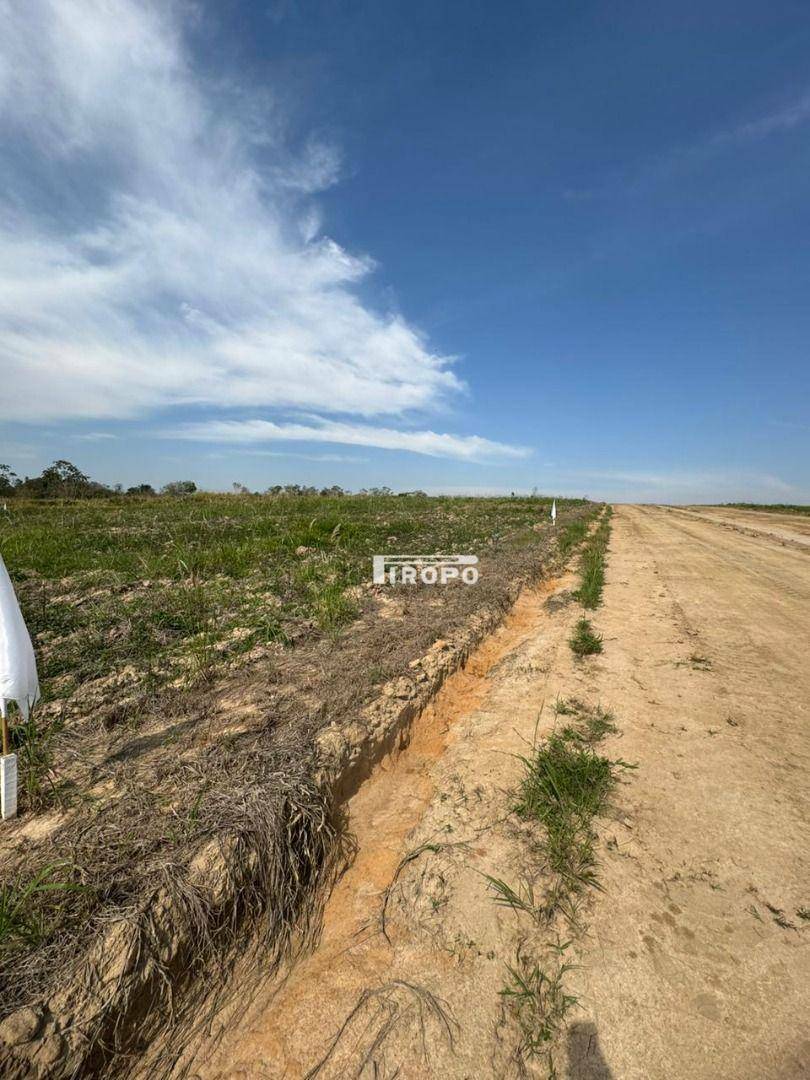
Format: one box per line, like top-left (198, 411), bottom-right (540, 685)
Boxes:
top-left (566, 1021), bottom-right (615, 1079)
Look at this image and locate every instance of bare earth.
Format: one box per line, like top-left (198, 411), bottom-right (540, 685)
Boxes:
top-left (184, 505), bottom-right (810, 1080)
top-left (674, 504), bottom-right (810, 552)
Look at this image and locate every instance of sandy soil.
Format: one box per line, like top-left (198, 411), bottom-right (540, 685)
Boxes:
top-left (675, 505), bottom-right (810, 551)
top-left (182, 505), bottom-right (810, 1080)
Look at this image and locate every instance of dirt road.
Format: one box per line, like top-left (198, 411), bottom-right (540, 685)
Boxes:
top-left (186, 505), bottom-right (810, 1080)
top-left (565, 506), bottom-right (810, 1079)
top-left (671, 504), bottom-right (810, 552)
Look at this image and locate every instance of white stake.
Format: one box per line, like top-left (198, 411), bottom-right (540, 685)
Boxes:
top-left (0, 553), bottom-right (40, 821)
top-left (1, 748), bottom-right (17, 821)
top-left (551, 499), bottom-right (557, 526)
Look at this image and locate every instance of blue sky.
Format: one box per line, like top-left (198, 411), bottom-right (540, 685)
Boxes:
top-left (1, 1), bottom-right (809, 502)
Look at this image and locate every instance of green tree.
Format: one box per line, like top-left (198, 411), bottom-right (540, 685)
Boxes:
top-left (161, 480), bottom-right (197, 496)
top-left (0, 465), bottom-right (18, 496)
top-left (21, 460), bottom-right (108, 499)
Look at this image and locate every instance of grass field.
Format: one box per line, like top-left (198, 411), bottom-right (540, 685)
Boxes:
top-left (2, 493), bottom-right (588, 732)
top-left (719, 502), bottom-right (810, 516)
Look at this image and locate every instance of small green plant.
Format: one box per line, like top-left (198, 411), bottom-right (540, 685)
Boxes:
top-left (293, 560), bottom-right (357, 632)
top-left (0, 864), bottom-right (84, 957)
top-left (569, 618), bottom-right (602, 656)
top-left (554, 702), bottom-right (617, 743)
top-left (578, 706), bottom-right (617, 743)
top-left (516, 734), bottom-right (616, 887)
top-left (514, 705), bottom-right (634, 898)
top-left (484, 875), bottom-right (540, 921)
top-left (10, 708), bottom-right (60, 810)
top-left (493, 705), bottom-right (633, 1074)
top-left (187, 627), bottom-right (217, 683)
top-left (500, 944), bottom-right (578, 1059)
top-left (310, 580), bottom-right (356, 632)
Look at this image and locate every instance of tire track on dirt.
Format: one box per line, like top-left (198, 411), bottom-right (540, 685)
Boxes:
top-left (666, 506), bottom-right (810, 553)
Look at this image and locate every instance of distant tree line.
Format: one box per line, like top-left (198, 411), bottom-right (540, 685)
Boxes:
top-left (0, 461), bottom-right (429, 500)
top-left (0, 461), bottom-right (197, 500)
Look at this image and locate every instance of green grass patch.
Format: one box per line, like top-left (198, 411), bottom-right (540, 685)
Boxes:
top-left (0, 864), bottom-right (85, 958)
top-left (557, 518), bottom-right (589, 557)
top-left (9, 712), bottom-right (62, 810)
top-left (500, 943), bottom-right (578, 1062)
top-left (0, 492), bottom-right (591, 717)
top-left (516, 733), bottom-right (615, 889)
top-left (574, 507), bottom-right (612, 609)
top-left (512, 706), bottom-right (635, 906)
top-left (0, 493), bottom-right (590, 581)
top-left (569, 618), bottom-right (603, 656)
top-left (721, 502), bottom-right (810, 517)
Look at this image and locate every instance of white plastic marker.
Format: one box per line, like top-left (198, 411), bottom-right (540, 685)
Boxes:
top-left (551, 499), bottom-right (557, 526)
top-left (0, 553), bottom-right (40, 820)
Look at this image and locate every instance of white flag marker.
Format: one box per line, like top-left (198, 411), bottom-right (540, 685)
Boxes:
top-left (0, 553), bottom-right (40, 820)
top-left (551, 499), bottom-right (557, 526)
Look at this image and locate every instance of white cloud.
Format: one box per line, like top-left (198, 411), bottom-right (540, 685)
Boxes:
top-left (171, 417), bottom-right (530, 463)
top-left (0, 0), bottom-right (473, 432)
top-left (232, 449), bottom-right (370, 463)
top-left (609, 87), bottom-right (810, 204)
top-left (718, 92), bottom-right (810, 145)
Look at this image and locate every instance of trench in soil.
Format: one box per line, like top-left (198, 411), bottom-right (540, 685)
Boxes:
top-left (191, 573), bottom-right (566, 1077)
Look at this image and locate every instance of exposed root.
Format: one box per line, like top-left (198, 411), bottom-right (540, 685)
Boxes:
top-left (305, 980), bottom-right (458, 1079)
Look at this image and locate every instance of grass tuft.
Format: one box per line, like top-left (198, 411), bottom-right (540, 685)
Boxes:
top-left (0, 864), bottom-right (85, 957)
top-left (574, 507), bottom-right (612, 609)
top-left (553, 699), bottom-right (617, 742)
top-left (499, 942), bottom-right (578, 1063)
top-left (9, 708), bottom-right (62, 810)
top-left (513, 703), bottom-right (635, 901)
top-left (516, 734), bottom-right (616, 888)
top-left (569, 618), bottom-right (603, 656)
top-left (484, 875), bottom-right (541, 921)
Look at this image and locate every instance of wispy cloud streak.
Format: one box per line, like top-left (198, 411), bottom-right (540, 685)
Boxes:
top-left (171, 418), bottom-right (530, 462)
top-left (0, 0), bottom-right (490, 450)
